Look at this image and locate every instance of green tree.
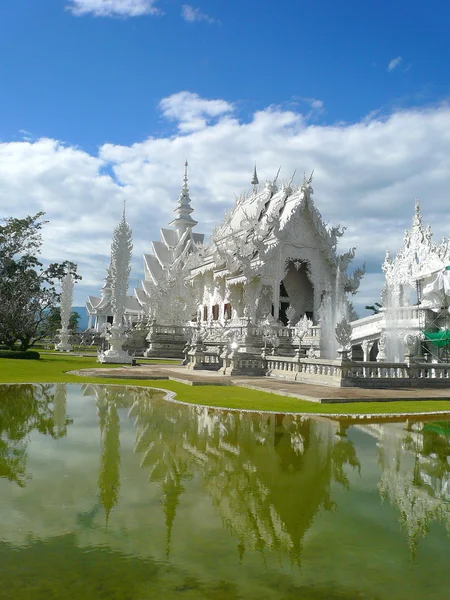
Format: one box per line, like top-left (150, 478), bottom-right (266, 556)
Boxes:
top-left (365, 302), bottom-right (383, 315)
top-left (47, 308), bottom-right (81, 338)
top-left (0, 212), bottom-right (81, 350)
top-left (0, 384), bottom-right (71, 487)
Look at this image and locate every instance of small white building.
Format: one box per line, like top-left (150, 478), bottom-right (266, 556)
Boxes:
top-left (86, 267), bottom-right (141, 331)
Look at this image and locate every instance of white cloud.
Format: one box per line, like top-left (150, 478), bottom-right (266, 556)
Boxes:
top-left (387, 56), bottom-right (402, 71)
top-left (19, 129), bottom-right (33, 142)
top-left (3, 96), bottom-right (450, 316)
top-left (159, 91), bottom-right (234, 132)
top-left (181, 4), bottom-right (219, 24)
top-left (298, 97), bottom-right (325, 119)
top-left (310, 99), bottom-right (324, 110)
top-left (67, 0), bottom-right (161, 17)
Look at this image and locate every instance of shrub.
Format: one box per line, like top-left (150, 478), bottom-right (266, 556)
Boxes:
top-left (0, 350), bottom-right (40, 360)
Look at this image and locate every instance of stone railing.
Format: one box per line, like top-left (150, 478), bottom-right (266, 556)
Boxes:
top-left (152, 325), bottom-right (186, 335)
top-left (266, 356), bottom-right (347, 386)
top-left (145, 322), bottom-right (187, 358)
top-left (147, 319), bottom-right (322, 362)
top-left (344, 361), bottom-right (450, 387)
top-left (218, 351), bottom-right (266, 376)
top-left (186, 343), bottom-right (221, 371)
top-left (264, 354), bottom-right (450, 388)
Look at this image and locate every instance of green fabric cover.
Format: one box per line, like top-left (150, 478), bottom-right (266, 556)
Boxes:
top-left (423, 330), bottom-right (450, 347)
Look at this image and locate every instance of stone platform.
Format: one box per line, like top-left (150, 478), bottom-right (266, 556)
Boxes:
top-left (69, 363), bottom-right (450, 404)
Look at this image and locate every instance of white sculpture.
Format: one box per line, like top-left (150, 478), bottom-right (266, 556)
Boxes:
top-left (98, 206), bottom-right (133, 364)
top-left (294, 314), bottom-right (312, 357)
top-left (55, 271), bottom-right (74, 352)
top-left (285, 305), bottom-right (296, 326)
top-left (335, 316), bottom-right (352, 360)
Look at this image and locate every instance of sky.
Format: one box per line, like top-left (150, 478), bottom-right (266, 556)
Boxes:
top-left (1, 0), bottom-right (450, 315)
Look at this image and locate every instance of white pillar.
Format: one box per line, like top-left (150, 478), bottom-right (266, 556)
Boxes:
top-left (362, 340), bottom-right (374, 361)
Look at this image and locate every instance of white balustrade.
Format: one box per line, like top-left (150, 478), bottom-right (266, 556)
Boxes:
top-left (264, 353), bottom-right (450, 386)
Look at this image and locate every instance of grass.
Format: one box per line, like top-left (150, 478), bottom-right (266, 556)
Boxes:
top-left (1, 354), bottom-right (450, 415)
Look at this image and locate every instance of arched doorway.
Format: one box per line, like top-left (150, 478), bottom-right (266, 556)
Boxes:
top-left (277, 260), bottom-right (314, 325)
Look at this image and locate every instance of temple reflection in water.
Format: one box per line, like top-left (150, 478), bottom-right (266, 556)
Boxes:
top-left (354, 419), bottom-right (450, 558)
top-left (82, 383), bottom-right (361, 564)
top-left (1, 382), bottom-right (450, 574)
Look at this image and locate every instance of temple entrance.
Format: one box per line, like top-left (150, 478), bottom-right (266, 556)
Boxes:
top-left (281, 260), bottom-right (314, 325)
top-left (279, 281), bottom-right (290, 325)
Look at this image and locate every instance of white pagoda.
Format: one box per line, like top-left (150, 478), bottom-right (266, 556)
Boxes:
top-left (134, 161), bottom-right (205, 323)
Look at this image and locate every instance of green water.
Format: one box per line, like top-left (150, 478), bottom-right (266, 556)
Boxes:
top-left (1, 384), bottom-right (450, 599)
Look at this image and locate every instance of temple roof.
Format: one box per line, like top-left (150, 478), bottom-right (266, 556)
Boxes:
top-left (152, 240), bottom-right (172, 267)
top-left (86, 294), bottom-right (141, 315)
top-left (144, 254), bottom-right (163, 284)
top-left (383, 201), bottom-right (450, 287)
top-left (160, 228), bottom-right (179, 248)
top-left (190, 174), bottom-right (340, 278)
top-left (138, 163), bottom-right (205, 290)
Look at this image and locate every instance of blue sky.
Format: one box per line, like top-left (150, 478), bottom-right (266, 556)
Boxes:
top-left (1, 0), bottom-right (450, 312)
top-left (2, 0), bottom-right (448, 148)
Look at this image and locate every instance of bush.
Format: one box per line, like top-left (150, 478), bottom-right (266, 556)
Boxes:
top-left (0, 350), bottom-right (40, 360)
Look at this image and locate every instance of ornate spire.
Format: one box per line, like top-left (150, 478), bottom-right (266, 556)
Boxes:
top-left (169, 160), bottom-right (198, 235)
top-left (110, 211), bottom-right (133, 326)
top-left (301, 170), bottom-right (314, 202)
top-left (412, 199), bottom-right (422, 229)
top-left (251, 163), bottom-right (259, 193)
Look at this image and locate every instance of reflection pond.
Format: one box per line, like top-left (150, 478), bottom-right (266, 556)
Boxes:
top-left (1, 383), bottom-right (450, 599)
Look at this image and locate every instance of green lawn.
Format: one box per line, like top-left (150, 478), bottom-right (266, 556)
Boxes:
top-left (1, 354), bottom-right (450, 415)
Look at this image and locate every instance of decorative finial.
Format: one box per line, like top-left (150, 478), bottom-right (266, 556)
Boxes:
top-left (251, 163), bottom-right (259, 193)
top-left (412, 199), bottom-right (422, 228)
top-left (122, 199), bottom-right (126, 220)
top-left (273, 166), bottom-right (281, 185)
top-left (302, 170), bottom-right (314, 186)
top-left (251, 164), bottom-right (259, 185)
top-left (288, 169), bottom-right (297, 189)
top-left (184, 160), bottom-right (188, 186)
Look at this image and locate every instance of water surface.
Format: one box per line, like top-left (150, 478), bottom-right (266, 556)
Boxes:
top-left (1, 383), bottom-right (450, 599)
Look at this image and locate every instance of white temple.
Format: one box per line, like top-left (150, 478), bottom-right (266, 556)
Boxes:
top-left (127, 166), bottom-right (364, 357)
top-left (86, 163), bottom-right (450, 387)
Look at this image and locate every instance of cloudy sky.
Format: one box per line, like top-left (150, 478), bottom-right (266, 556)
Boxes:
top-left (1, 0), bottom-right (450, 314)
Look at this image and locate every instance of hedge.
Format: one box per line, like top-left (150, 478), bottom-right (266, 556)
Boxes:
top-left (0, 350), bottom-right (40, 360)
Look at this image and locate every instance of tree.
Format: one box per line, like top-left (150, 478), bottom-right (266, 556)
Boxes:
top-left (47, 309), bottom-right (81, 339)
top-left (0, 384), bottom-right (71, 487)
top-left (0, 212), bottom-right (81, 350)
top-left (365, 302), bottom-right (383, 315)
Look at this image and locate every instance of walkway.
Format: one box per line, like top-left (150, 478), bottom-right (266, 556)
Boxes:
top-left (69, 363), bottom-right (450, 404)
